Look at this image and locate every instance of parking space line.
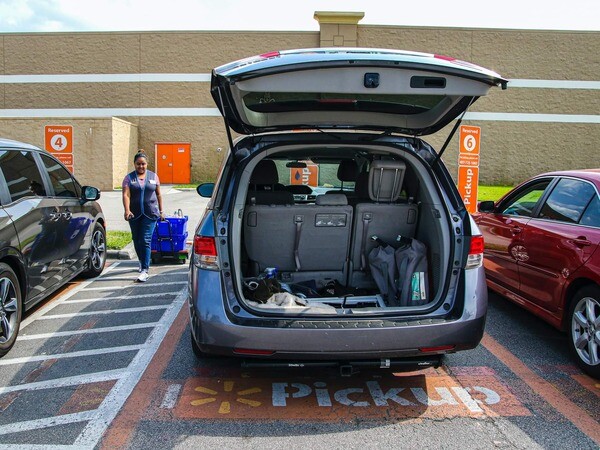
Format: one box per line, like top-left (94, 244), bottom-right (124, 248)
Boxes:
top-left (17, 322), bottom-right (160, 340)
top-left (0, 410), bottom-right (96, 436)
top-left (36, 305), bottom-right (169, 320)
top-left (63, 293), bottom-right (174, 304)
top-left (481, 333), bottom-right (600, 445)
top-left (81, 281), bottom-right (186, 291)
top-left (0, 369), bottom-right (128, 395)
top-left (94, 274), bottom-right (187, 281)
top-left (74, 293), bottom-right (186, 448)
top-left (159, 384), bottom-right (182, 409)
top-left (0, 345), bottom-right (144, 366)
top-left (98, 295), bottom-right (188, 449)
top-left (20, 262), bottom-right (122, 330)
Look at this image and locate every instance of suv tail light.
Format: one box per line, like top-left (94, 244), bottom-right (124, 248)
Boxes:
top-left (193, 236), bottom-right (219, 270)
top-left (466, 235), bottom-right (484, 269)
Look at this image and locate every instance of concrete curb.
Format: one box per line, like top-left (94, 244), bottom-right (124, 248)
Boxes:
top-left (107, 241), bottom-right (136, 260)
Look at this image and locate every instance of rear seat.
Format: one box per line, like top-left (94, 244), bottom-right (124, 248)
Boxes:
top-left (246, 160), bottom-right (294, 205)
top-left (243, 193), bottom-right (352, 281)
top-left (349, 160), bottom-right (419, 286)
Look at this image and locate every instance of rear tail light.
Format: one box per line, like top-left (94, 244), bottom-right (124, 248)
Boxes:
top-left (466, 235), bottom-right (484, 269)
top-left (419, 345), bottom-right (456, 353)
top-left (193, 236), bottom-right (219, 270)
top-left (233, 348), bottom-right (275, 356)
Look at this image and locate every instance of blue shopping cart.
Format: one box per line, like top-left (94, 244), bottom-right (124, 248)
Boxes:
top-left (151, 212), bottom-right (190, 264)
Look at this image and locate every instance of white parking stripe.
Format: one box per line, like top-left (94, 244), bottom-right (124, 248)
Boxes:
top-left (17, 322), bottom-right (159, 341)
top-left (63, 292), bottom-right (172, 304)
top-left (0, 369), bottom-right (128, 395)
top-left (74, 293), bottom-right (186, 447)
top-left (36, 305), bottom-right (169, 320)
top-left (0, 345), bottom-right (144, 366)
top-left (81, 281), bottom-right (186, 291)
top-left (94, 274), bottom-right (187, 281)
top-left (19, 262), bottom-right (122, 330)
top-left (0, 411), bottom-right (96, 436)
top-left (160, 383), bottom-right (182, 409)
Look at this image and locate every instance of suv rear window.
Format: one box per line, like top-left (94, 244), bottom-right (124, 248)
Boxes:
top-left (244, 92), bottom-right (445, 114)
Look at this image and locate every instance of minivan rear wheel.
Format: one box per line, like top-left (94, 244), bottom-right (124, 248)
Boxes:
top-left (568, 286), bottom-right (600, 378)
top-left (0, 263), bottom-right (22, 358)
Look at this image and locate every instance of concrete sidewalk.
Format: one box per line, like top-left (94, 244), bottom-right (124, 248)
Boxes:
top-left (97, 186), bottom-right (209, 260)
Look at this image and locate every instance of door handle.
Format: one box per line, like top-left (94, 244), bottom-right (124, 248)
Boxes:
top-left (572, 237), bottom-right (592, 247)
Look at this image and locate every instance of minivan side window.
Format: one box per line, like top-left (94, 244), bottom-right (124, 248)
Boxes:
top-left (0, 150), bottom-right (47, 202)
top-left (40, 154), bottom-right (81, 198)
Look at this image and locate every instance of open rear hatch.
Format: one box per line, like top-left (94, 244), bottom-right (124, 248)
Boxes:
top-left (211, 47), bottom-right (507, 137)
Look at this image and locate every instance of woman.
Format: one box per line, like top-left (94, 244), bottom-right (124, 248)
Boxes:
top-left (122, 151), bottom-right (165, 282)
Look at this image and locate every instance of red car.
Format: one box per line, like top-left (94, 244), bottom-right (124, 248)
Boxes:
top-left (474, 169), bottom-right (600, 378)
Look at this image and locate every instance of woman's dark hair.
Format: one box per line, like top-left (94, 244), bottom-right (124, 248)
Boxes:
top-left (134, 151), bottom-right (148, 162)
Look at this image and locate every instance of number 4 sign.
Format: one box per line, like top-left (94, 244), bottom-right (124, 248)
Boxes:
top-left (45, 125), bottom-right (74, 173)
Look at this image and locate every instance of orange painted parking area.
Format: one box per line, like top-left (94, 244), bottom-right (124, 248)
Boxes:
top-left (170, 368), bottom-right (529, 420)
top-left (99, 304), bottom-right (600, 449)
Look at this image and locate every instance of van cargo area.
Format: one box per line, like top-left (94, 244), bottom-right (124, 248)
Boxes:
top-left (231, 142), bottom-right (456, 315)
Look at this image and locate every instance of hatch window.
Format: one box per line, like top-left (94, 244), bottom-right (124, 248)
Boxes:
top-left (244, 92), bottom-right (446, 114)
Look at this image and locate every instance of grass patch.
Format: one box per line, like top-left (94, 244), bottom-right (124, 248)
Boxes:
top-left (107, 230), bottom-right (132, 250)
top-left (478, 185), bottom-right (513, 202)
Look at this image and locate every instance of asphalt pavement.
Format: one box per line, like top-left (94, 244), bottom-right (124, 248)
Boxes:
top-left (97, 186), bottom-right (209, 259)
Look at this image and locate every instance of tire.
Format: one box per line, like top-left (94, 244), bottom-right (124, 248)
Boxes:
top-left (81, 223), bottom-right (106, 278)
top-left (567, 285), bottom-right (600, 378)
top-left (0, 263), bottom-right (22, 358)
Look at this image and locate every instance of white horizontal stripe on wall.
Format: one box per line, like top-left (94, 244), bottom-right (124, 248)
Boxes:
top-left (463, 112), bottom-right (600, 123)
top-left (0, 108), bottom-right (222, 117)
top-left (0, 74), bottom-right (598, 89)
top-left (507, 79), bottom-right (600, 89)
top-left (0, 108), bottom-right (598, 123)
top-left (0, 73), bottom-right (212, 83)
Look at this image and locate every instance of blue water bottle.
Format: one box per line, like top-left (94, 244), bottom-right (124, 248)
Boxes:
top-left (264, 267), bottom-right (277, 279)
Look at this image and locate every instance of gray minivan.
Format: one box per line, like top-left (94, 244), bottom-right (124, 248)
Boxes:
top-left (0, 138), bottom-right (106, 357)
top-left (189, 48), bottom-right (506, 373)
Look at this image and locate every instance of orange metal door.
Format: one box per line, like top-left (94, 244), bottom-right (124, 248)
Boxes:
top-left (156, 143), bottom-right (173, 184)
top-left (172, 143), bottom-right (191, 184)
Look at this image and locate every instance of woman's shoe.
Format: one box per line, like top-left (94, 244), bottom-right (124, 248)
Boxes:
top-left (137, 270), bottom-right (149, 282)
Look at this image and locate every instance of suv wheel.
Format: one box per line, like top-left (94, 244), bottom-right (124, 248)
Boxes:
top-left (568, 285), bottom-right (600, 378)
top-left (82, 223), bottom-right (106, 278)
top-left (0, 263), bottom-right (22, 358)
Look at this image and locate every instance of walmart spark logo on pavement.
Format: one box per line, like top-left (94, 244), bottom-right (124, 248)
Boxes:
top-left (191, 380), bottom-right (262, 414)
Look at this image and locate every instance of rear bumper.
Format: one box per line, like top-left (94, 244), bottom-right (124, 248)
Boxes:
top-left (188, 267), bottom-right (488, 360)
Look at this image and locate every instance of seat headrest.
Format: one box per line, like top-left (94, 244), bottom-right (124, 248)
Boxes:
top-left (250, 160), bottom-right (279, 185)
top-left (316, 193), bottom-right (348, 206)
top-left (354, 171), bottom-right (370, 199)
top-left (368, 160), bottom-right (406, 202)
top-left (337, 160), bottom-right (359, 182)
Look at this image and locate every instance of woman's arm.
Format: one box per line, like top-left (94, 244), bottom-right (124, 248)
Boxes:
top-left (122, 185), bottom-right (133, 220)
top-left (156, 184), bottom-right (165, 219)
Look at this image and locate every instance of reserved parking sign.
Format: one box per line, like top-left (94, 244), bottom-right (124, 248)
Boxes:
top-left (458, 125), bottom-right (481, 213)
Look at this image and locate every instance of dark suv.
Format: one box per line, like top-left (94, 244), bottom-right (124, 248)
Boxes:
top-left (189, 48), bottom-right (507, 372)
top-left (0, 138), bottom-right (106, 357)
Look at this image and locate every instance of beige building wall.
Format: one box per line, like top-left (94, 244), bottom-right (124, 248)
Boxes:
top-left (0, 118), bottom-right (136, 191)
top-left (0, 18), bottom-right (598, 187)
top-left (357, 25), bottom-right (600, 184)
